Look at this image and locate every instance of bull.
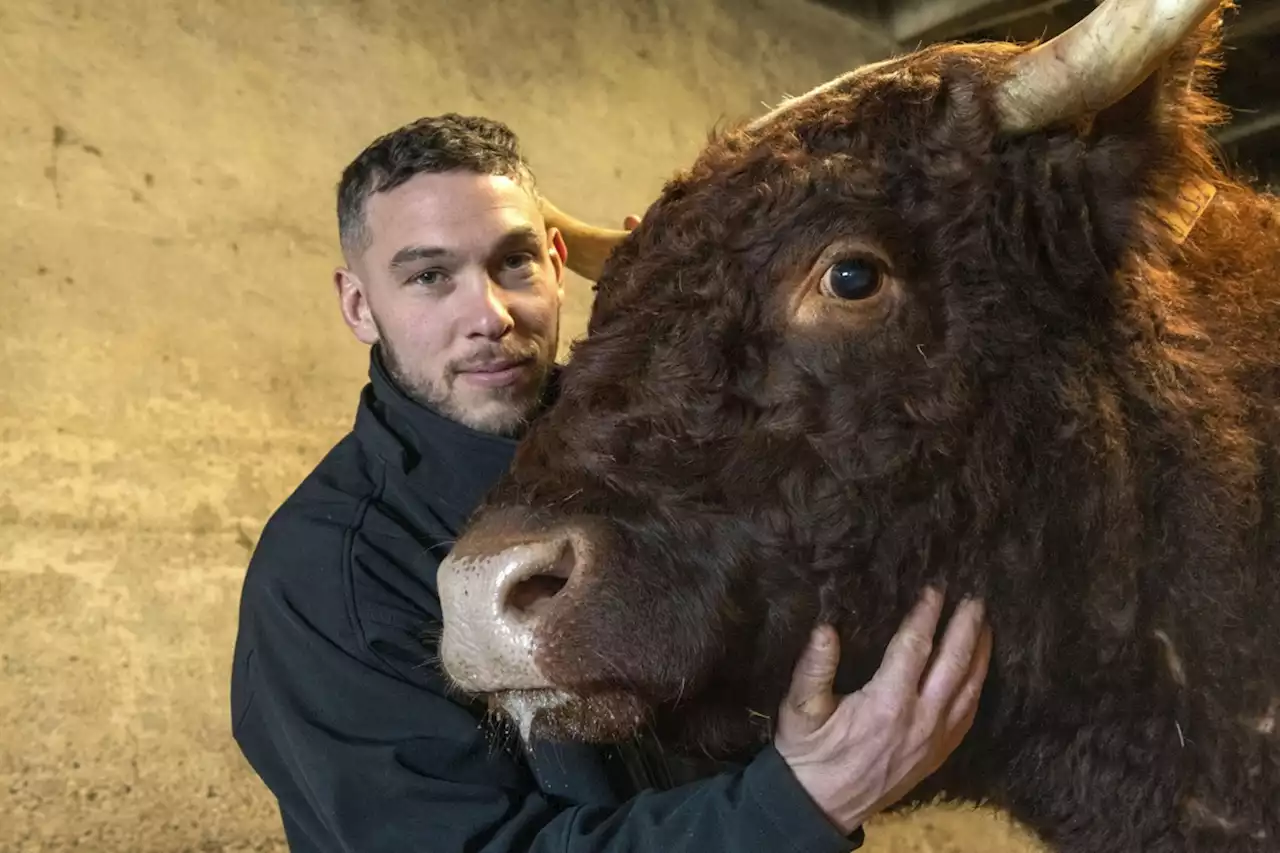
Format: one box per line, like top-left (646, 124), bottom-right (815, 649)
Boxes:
top-left (436, 0), bottom-right (1279, 849)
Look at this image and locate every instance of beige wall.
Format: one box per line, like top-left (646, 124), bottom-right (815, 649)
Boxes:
top-left (0, 1), bottom-right (1042, 850)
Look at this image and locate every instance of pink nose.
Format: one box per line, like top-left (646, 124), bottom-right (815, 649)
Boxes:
top-left (437, 534), bottom-right (578, 694)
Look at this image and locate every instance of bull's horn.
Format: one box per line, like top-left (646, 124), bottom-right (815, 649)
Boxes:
top-left (538, 196), bottom-right (631, 282)
top-left (994, 0), bottom-right (1224, 134)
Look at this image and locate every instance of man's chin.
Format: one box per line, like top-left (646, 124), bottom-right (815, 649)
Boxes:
top-left (450, 399), bottom-right (537, 437)
top-left (444, 370), bottom-right (552, 436)
top-left (490, 688), bottom-right (650, 744)
top-left (425, 382), bottom-right (535, 435)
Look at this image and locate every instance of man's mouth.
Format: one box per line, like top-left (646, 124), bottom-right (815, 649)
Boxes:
top-left (457, 356), bottom-right (535, 388)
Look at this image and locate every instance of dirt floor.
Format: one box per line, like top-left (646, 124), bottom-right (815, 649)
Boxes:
top-left (1, 0), bottom-right (1045, 850)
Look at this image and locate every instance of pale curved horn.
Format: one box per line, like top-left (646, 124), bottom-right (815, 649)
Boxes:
top-left (994, 0), bottom-right (1224, 133)
top-left (538, 196), bottom-right (631, 282)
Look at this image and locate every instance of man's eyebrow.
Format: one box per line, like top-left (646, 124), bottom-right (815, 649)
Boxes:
top-left (389, 245), bottom-right (451, 271)
top-left (500, 226), bottom-right (542, 246)
top-left (388, 227), bottom-right (543, 272)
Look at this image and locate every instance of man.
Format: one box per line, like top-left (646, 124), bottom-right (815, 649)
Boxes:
top-left (230, 113), bottom-right (991, 852)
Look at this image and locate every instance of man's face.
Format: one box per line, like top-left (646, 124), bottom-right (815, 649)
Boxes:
top-left (337, 170), bottom-right (565, 436)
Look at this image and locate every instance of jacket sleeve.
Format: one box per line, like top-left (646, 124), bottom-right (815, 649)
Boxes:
top-left (231, 569), bottom-right (864, 853)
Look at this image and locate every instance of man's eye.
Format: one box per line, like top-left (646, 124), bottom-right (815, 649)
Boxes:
top-left (412, 270), bottom-right (444, 287)
top-left (503, 252), bottom-right (535, 270)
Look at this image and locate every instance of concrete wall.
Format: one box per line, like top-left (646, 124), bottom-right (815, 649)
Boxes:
top-left (0, 1), bottom-right (1042, 850)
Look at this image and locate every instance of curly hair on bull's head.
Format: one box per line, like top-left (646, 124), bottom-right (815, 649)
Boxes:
top-left (441, 1), bottom-right (1279, 849)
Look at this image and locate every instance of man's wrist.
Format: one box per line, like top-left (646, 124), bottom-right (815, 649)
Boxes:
top-left (786, 759), bottom-right (877, 836)
top-left (744, 746), bottom-right (867, 850)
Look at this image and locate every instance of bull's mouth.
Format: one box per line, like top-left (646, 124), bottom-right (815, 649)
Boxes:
top-left (488, 686), bottom-right (652, 744)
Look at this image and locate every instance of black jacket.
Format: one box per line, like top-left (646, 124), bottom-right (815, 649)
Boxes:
top-left (230, 349), bottom-right (864, 853)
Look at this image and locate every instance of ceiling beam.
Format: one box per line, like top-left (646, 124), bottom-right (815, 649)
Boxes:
top-left (1215, 106), bottom-right (1280, 146)
top-left (887, 0), bottom-right (1075, 43)
top-left (1224, 2), bottom-right (1280, 42)
top-left (888, 0), bottom-right (1280, 47)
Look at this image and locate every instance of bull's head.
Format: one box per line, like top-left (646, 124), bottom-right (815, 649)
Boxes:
top-left (437, 0), bottom-right (1234, 754)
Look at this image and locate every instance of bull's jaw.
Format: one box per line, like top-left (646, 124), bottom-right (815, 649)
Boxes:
top-left (489, 687), bottom-right (653, 745)
top-left (492, 689), bottom-right (574, 743)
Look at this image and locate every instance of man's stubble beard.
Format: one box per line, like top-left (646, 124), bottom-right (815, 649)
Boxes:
top-left (374, 326), bottom-right (558, 439)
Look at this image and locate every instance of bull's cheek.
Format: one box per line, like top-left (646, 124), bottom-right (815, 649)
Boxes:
top-left (649, 697), bottom-right (774, 756)
top-left (532, 596), bottom-right (693, 702)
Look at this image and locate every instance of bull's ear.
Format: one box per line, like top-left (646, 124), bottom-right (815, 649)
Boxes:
top-left (1088, 3), bottom-right (1230, 138)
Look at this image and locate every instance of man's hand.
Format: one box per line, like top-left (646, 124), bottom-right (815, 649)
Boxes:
top-left (774, 587), bottom-right (991, 835)
top-left (540, 193), bottom-right (645, 282)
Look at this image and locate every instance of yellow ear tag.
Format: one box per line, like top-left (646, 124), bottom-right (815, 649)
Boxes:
top-left (1157, 178), bottom-right (1217, 244)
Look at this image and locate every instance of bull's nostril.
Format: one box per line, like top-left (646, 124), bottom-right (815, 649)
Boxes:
top-left (508, 574), bottom-right (569, 612)
top-left (503, 538), bottom-right (575, 622)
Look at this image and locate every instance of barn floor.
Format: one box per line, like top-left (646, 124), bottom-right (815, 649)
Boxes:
top-left (1, 0), bottom-right (1046, 850)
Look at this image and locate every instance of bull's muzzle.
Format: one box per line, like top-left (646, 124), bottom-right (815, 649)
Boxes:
top-left (438, 529), bottom-right (581, 694)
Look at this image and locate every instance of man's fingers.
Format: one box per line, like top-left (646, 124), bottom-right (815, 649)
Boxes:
top-left (943, 624), bottom-right (992, 737)
top-left (779, 624), bottom-right (841, 737)
top-left (869, 587), bottom-right (944, 696)
top-left (623, 214), bottom-right (642, 230)
top-left (919, 597), bottom-right (986, 714)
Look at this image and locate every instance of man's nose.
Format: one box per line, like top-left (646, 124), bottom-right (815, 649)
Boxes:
top-left (462, 278), bottom-right (515, 339)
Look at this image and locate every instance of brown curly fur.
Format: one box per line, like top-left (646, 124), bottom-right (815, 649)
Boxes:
top-left (461, 6), bottom-right (1279, 849)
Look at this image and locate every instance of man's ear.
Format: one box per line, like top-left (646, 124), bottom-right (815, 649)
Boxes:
top-left (547, 227), bottom-right (568, 299)
top-left (334, 267), bottom-right (379, 345)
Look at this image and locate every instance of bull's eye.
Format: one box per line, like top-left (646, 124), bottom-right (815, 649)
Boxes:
top-left (820, 257), bottom-right (882, 300)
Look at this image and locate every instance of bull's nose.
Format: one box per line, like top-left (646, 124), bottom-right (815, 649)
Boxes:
top-left (437, 535), bottom-right (577, 694)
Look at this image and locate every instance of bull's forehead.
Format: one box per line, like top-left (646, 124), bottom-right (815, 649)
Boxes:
top-left (748, 40), bottom-right (1026, 138)
top-left (585, 42), bottom-right (1030, 332)
top-left (747, 54), bottom-right (916, 131)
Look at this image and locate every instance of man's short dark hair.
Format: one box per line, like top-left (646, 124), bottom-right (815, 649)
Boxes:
top-left (336, 113), bottom-right (538, 257)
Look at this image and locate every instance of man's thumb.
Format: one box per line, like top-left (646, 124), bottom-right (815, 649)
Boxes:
top-left (780, 624), bottom-right (841, 736)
